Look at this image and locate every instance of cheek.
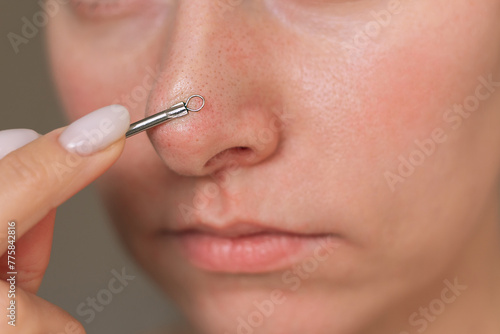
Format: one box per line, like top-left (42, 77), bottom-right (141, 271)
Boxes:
top-left (281, 1), bottom-right (500, 250)
top-left (285, 38), bottom-right (451, 182)
top-left (357, 42), bottom-right (454, 154)
top-left (46, 10), bottom-right (168, 121)
top-left (323, 4), bottom-right (500, 171)
top-left (361, 1), bottom-right (500, 154)
top-left (49, 49), bottom-right (155, 121)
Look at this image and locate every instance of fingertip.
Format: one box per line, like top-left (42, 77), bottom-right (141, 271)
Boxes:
top-left (0, 129), bottom-right (41, 160)
top-left (58, 104), bottom-right (130, 156)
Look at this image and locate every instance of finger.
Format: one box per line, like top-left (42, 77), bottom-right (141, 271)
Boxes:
top-left (0, 129), bottom-right (40, 160)
top-left (1, 282), bottom-right (86, 334)
top-left (0, 209), bottom-right (56, 294)
top-left (0, 105), bottom-right (130, 254)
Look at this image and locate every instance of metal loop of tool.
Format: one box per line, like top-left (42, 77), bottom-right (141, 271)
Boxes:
top-left (126, 94), bottom-right (205, 138)
top-left (185, 94), bottom-right (205, 112)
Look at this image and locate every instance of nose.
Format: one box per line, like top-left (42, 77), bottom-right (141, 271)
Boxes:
top-left (144, 2), bottom-right (281, 177)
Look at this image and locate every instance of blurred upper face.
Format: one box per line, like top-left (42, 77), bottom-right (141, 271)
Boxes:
top-left (47, 0), bottom-right (500, 333)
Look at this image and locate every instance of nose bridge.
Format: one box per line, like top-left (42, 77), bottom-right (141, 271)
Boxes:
top-left (147, 2), bottom-right (247, 112)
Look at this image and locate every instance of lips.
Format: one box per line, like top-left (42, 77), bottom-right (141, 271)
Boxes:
top-left (159, 223), bottom-right (339, 273)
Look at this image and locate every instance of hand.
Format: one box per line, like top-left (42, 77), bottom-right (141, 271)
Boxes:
top-left (0, 105), bottom-right (129, 333)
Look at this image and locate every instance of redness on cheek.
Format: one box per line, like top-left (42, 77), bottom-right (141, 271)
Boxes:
top-left (352, 41), bottom-right (454, 154)
top-left (53, 56), bottom-right (151, 122)
top-left (48, 15), bottom-right (164, 122)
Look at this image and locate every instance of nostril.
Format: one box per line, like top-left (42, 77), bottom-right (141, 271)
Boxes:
top-left (234, 146), bottom-right (251, 152)
top-left (204, 146), bottom-right (253, 169)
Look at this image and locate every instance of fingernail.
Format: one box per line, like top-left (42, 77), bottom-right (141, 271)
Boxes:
top-left (0, 129), bottom-right (41, 160)
top-left (59, 105), bottom-right (130, 156)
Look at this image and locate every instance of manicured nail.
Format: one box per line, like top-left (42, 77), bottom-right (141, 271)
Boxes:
top-left (59, 105), bottom-right (130, 156)
top-left (0, 129), bottom-right (41, 160)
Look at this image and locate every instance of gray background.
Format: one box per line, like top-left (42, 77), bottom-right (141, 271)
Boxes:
top-left (0, 2), bottom-right (180, 333)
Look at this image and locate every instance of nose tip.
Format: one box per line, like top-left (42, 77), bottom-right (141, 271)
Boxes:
top-left (147, 98), bottom-right (281, 176)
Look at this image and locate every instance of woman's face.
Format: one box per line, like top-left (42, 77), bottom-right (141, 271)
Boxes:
top-left (47, 0), bottom-right (500, 333)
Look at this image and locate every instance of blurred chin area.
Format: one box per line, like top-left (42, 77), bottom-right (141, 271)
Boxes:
top-left (0, 2), bottom-right (180, 333)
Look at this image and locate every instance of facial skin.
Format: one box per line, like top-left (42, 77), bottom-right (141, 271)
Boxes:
top-left (46, 0), bottom-right (500, 333)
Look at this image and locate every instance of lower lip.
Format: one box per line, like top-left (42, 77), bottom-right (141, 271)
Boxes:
top-left (171, 231), bottom-right (338, 273)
